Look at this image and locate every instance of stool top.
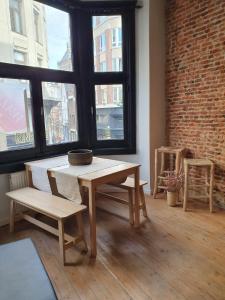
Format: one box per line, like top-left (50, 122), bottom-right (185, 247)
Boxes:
top-left (158, 146), bottom-right (185, 154)
top-left (184, 158), bottom-right (214, 166)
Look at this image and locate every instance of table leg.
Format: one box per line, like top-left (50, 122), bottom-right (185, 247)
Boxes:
top-left (88, 184), bottom-right (97, 257)
top-left (134, 167), bottom-right (140, 227)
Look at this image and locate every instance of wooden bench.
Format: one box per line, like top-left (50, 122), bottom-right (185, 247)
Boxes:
top-left (97, 177), bottom-right (148, 224)
top-left (6, 187), bottom-right (87, 265)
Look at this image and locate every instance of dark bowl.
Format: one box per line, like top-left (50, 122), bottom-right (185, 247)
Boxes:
top-left (68, 149), bottom-right (93, 166)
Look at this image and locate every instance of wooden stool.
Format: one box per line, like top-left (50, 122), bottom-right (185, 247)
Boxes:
top-left (183, 159), bottom-right (215, 212)
top-left (153, 146), bottom-right (184, 198)
top-left (97, 178), bottom-right (148, 225)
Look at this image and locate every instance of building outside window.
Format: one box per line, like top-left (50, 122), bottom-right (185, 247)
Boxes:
top-left (9, 0), bottom-right (24, 34)
top-left (14, 50), bottom-right (26, 65)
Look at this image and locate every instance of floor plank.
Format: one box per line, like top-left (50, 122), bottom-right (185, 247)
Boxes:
top-left (1, 193), bottom-right (225, 300)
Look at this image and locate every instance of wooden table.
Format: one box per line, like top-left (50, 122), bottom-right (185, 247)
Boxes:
top-left (25, 157), bottom-right (141, 258)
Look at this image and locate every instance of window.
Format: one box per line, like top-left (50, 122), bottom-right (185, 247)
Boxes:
top-left (112, 58), bottom-right (122, 72)
top-left (112, 28), bottom-right (122, 48)
top-left (100, 61), bottom-right (107, 72)
top-left (0, 78), bottom-right (34, 152)
top-left (33, 6), bottom-right (41, 43)
top-left (95, 85), bottom-right (124, 140)
top-left (14, 50), bottom-right (26, 65)
top-left (0, 1), bottom-right (136, 171)
top-left (113, 85), bottom-right (123, 105)
top-left (99, 33), bottom-right (106, 52)
top-left (42, 82), bottom-right (78, 145)
top-left (9, 0), bottom-right (24, 34)
top-left (37, 56), bottom-right (42, 67)
top-left (93, 16), bottom-right (123, 72)
top-left (3, 1), bottom-right (72, 71)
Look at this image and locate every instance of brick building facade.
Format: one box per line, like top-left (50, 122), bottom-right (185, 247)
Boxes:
top-left (166, 0), bottom-right (225, 207)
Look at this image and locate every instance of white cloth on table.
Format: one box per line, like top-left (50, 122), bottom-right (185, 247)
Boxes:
top-left (26, 156), bottom-right (68, 193)
top-left (51, 157), bottom-right (125, 203)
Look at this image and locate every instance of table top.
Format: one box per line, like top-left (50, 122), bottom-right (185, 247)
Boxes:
top-left (25, 156), bottom-right (140, 182)
top-left (49, 157), bottom-right (140, 182)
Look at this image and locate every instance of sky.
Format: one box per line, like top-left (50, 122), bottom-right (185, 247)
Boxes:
top-left (45, 5), bottom-right (71, 70)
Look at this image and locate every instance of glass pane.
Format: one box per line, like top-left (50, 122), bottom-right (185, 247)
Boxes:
top-left (0, 1), bottom-right (72, 71)
top-left (0, 78), bottom-right (34, 152)
top-left (92, 16), bottom-right (123, 72)
top-left (95, 84), bottom-right (124, 140)
top-left (42, 82), bottom-right (78, 145)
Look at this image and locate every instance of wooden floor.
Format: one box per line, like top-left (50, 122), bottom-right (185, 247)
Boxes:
top-left (1, 193), bottom-right (225, 300)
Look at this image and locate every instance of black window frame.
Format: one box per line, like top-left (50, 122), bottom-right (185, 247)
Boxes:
top-left (0, 0), bottom-right (137, 173)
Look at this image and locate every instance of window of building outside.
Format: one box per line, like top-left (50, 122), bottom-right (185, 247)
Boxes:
top-left (113, 85), bottom-right (123, 105)
top-left (100, 61), bottom-right (107, 72)
top-left (112, 58), bottom-right (122, 72)
top-left (99, 33), bottom-right (106, 52)
top-left (9, 0), bottom-right (24, 34)
top-left (0, 0), bottom-right (136, 170)
top-left (33, 6), bottom-right (41, 43)
top-left (112, 28), bottom-right (122, 48)
top-left (14, 50), bottom-right (26, 65)
top-left (37, 56), bottom-right (42, 67)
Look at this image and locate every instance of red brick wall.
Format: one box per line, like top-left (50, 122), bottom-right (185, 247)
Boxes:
top-left (166, 0), bottom-right (225, 207)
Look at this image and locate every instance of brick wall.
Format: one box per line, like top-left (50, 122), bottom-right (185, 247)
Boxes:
top-left (166, 0), bottom-right (225, 207)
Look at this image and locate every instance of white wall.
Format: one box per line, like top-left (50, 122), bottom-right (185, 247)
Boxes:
top-left (104, 0), bottom-right (151, 192)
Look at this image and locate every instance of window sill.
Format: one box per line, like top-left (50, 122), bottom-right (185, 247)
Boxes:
top-left (0, 147), bottom-right (136, 174)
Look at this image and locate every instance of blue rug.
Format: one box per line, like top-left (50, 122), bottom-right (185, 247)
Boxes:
top-left (0, 238), bottom-right (57, 300)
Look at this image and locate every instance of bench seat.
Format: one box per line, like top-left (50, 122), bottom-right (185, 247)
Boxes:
top-left (6, 187), bottom-right (87, 265)
top-left (7, 187), bottom-right (86, 220)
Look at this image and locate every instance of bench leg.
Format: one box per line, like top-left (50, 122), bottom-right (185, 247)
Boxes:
top-left (10, 200), bottom-right (15, 233)
top-left (58, 219), bottom-right (65, 265)
top-left (76, 213), bottom-right (88, 252)
top-left (140, 187), bottom-right (148, 218)
top-left (128, 189), bottom-right (134, 225)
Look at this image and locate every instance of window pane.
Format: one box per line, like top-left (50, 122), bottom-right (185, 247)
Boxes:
top-left (0, 1), bottom-right (72, 71)
top-left (42, 82), bottom-right (78, 145)
top-left (92, 16), bottom-right (123, 72)
top-left (0, 78), bottom-right (34, 152)
top-left (95, 84), bottom-right (124, 140)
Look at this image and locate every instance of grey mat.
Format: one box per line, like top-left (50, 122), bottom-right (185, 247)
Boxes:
top-left (0, 238), bottom-right (57, 300)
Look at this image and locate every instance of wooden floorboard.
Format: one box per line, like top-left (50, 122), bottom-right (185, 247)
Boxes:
top-left (1, 193), bottom-right (225, 300)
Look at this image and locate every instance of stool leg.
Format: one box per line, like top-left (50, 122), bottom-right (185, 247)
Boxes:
top-left (10, 200), bottom-right (15, 233)
top-left (58, 219), bottom-right (65, 265)
top-left (153, 149), bottom-right (158, 198)
top-left (140, 186), bottom-right (148, 218)
top-left (128, 189), bottom-right (134, 225)
top-left (183, 163), bottom-right (188, 211)
top-left (76, 213), bottom-right (88, 252)
top-left (160, 152), bottom-right (165, 175)
top-left (209, 164), bottom-right (214, 213)
top-left (175, 151), bottom-right (181, 175)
